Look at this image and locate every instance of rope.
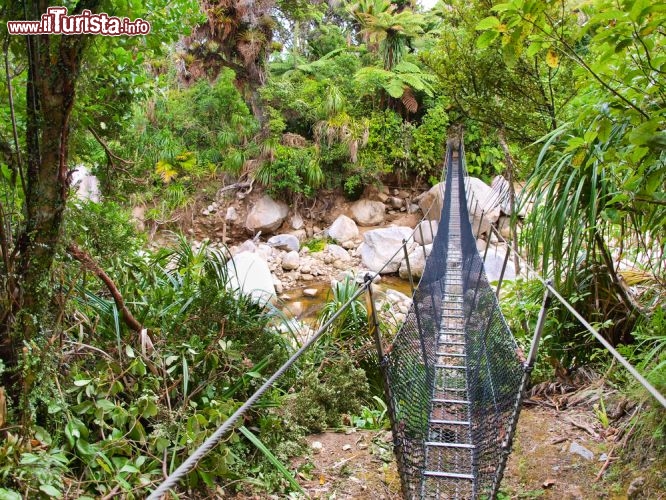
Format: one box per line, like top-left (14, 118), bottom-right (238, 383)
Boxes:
top-left (473, 192), bottom-right (666, 410)
top-left (147, 282), bottom-right (370, 499)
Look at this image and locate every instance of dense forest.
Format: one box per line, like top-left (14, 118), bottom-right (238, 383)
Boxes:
top-left (0, 0), bottom-right (664, 498)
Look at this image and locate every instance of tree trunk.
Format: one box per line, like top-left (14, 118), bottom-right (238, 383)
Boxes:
top-left (3, 3), bottom-right (96, 424)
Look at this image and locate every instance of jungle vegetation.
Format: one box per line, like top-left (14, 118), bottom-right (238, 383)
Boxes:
top-left (0, 0), bottom-right (663, 496)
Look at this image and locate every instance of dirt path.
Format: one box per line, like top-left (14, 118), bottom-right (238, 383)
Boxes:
top-left (296, 401), bottom-right (663, 499)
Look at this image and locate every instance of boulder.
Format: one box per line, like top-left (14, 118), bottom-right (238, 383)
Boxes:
top-left (245, 195), bottom-right (289, 233)
top-left (417, 183), bottom-right (444, 221)
top-left (256, 243), bottom-right (273, 261)
top-left (225, 206), bottom-right (239, 223)
top-left (325, 244), bottom-right (351, 262)
top-left (327, 215), bottom-right (359, 243)
top-left (498, 216), bottom-right (512, 240)
top-left (482, 243), bottom-right (516, 282)
top-left (237, 239), bottom-right (257, 254)
top-left (72, 165), bottom-right (101, 203)
top-left (414, 220), bottom-right (438, 245)
top-left (399, 244), bottom-right (433, 279)
top-left (226, 251), bottom-right (276, 302)
top-left (468, 177), bottom-right (501, 237)
top-left (291, 213), bottom-right (304, 230)
top-left (387, 196), bottom-right (403, 210)
top-left (268, 234), bottom-right (300, 252)
top-left (476, 239), bottom-right (487, 252)
top-left (281, 250), bottom-right (300, 270)
top-left (350, 200), bottom-right (385, 226)
top-left (491, 175), bottom-right (512, 214)
top-left (359, 226), bottom-right (414, 274)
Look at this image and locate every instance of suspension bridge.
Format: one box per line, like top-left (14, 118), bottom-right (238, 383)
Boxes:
top-left (148, 136), bottom-right (666, 499)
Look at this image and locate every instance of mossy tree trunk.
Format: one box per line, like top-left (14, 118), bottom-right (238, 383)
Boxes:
top-left (0, 1), bottom-right (98, 426)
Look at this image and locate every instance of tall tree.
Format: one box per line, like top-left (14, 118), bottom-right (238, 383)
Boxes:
top-left (0, 0), bottom-right (197, 425)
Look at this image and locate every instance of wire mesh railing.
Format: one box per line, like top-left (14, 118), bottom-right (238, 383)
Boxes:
top-left (382, 137), bottom-right (525, 499)
top-left (149, 132), bottom-right (665, 500)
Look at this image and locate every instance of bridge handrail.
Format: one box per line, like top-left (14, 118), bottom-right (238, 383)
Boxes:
top-left (464, 170), bottom-right (666, 410)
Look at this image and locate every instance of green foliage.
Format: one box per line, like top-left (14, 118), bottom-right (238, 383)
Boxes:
top-left (285, 353), bottom-right (370, 432)
top-left (1, 237), bottom-right (309, 496)
top-left (302, 237), bottom-right (331, 253)
top-left (409, 99), bottom-right (450, 180)
top-left (351, 395), bottom-right (390, 430)
top-left (65, 200), bottom-right (143, 263)
top-left (318, 277), bottom-right (369, 343)
top-left (255, 145), bottom-right (323, 199)
top-left (118, 69), bottom-right (258, 195)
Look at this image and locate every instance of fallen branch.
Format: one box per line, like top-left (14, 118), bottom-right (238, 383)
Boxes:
top-left (87, 126), bottom-right (132, 166)
top-left (218, 179), bottom-right (254, 196)
top-left (66, 243), bottom-right (143, 333)
top-left (565, 416), bottom-right (599, 439)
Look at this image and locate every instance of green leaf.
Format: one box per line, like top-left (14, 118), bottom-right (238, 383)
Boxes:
top-left (182, 355), bottom-right (189, 396)
top-left (239, 426), bottom-right (305, 494)
top-left (119, 464), bottom-right (140, 474)
top-left (38, 485), bottom-right (62, 499)
top-left (0, 488), bottom-right (23, 500)
top-left (476, 30), bottom-right (500, 49)
top-left (476, 16), bottom-right (500, 30)
top-left (73, 379), bottom-right (91, 387)
top-left (384, 79), bottom-right (405, 98)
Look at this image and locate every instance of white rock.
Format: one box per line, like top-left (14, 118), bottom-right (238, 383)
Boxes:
top-left (256, 243), bottom-right (273, 261)
top-left (268, 234), bottom-right (300, 252)
top-left (341, 240), bottom-right (357, 250)
top-left (290, 229), bottom-right (307, 242)
top-left (360, 226), bottom-right (414, 274)
top-left (491, 175), bottom-right (512, 214)
top-left (355, 270), bottom-right (381, 284)
top-left (274, 280), bottom-right (283, 294)
top-left (226, 252), bottom-right (276, 302)
top-left (245, 195), bottom-right (289, 234)
top-left (385, 289), bottom-right (411, 305)
top-left (311, 441), bottom-right (323, 453)
top-left (476, 239), bottom-right (487, 252)
top-left (398, 244), bottom-right (432, 279)
top-left (482, 243), bottom-right (516, 282)
top-left (342, 444), bottom-right (352, 451)
top-left (281, 250), bottom-right (300, 271)
top-left (327, 215), bottom-right (359, 243)
top-left (414, 220), bottom-right (438, 245)
top-left (325, 244), bottom-right (351, 262)
top-left (350, 199), bottom-right (385, 226)
top-left (569, 441), bottom-right (594, 461)
top-left (303, 288), bottom-right (318, 297)
top-left (468, 177), bottom-right (501, 236)
top-left (225, 206), bottom-right (239, 223)
top-left (387, 196), bottom-right (403, 209)
top-left (238, 240), bottom-right (257, 254)
top-left (498, 216), bottom-right (512, 240)
top-left (291, 213), bottom-right (304, 230)
top-left (408, 203), bottom-right (420, 214)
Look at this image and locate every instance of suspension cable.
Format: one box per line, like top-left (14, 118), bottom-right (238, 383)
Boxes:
top-left (147, 282), bottom-right (370, 499)
top-left (468, 185), bottom-right (666, 410)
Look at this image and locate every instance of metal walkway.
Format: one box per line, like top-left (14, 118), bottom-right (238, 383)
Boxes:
top-left (422, 151), bottom-right (474, 498)
top-left (383, 139), bottom-right (525, 499)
